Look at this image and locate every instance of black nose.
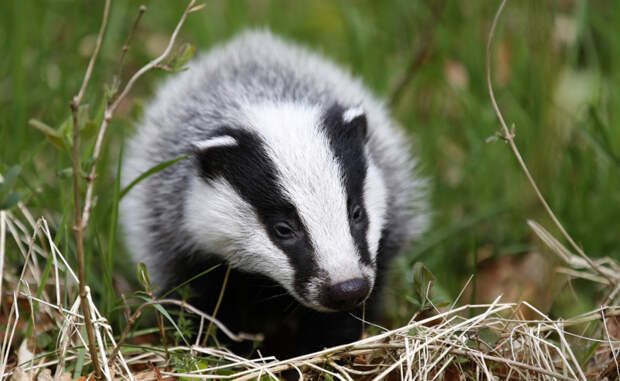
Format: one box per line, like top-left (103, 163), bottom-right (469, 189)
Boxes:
top-left (322, 278), bottom-right (370, 311)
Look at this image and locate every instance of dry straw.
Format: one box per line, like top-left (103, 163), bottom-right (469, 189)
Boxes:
top-left (1, 203), bottom-right (619, 380)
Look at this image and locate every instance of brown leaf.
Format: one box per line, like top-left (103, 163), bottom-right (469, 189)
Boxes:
top-left (467, 252), bottom-right (551, 319)
top-left (606, 316), bottom-right (620, 340)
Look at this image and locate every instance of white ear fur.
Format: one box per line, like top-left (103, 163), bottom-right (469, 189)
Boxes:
top-left (193, 135), bottom-right (238, 151)
top-left (342, 106), bottom-right (365, 123)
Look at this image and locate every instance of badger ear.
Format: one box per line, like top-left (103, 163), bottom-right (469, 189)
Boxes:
top-left (192, 135), bottom-right (238, 152)
top-left (193, 133), bottom-right (240, 180)
top-left (342, 106), bottom-right (367, 139)
top-left (323, 104), bottom-right (368, 143)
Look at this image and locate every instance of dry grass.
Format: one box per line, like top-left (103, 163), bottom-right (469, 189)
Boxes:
top-left (1, 196), bottom-right (619, 381)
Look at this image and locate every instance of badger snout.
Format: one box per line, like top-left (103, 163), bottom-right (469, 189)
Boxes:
top-left (321, 277), bottom-right (370, 311)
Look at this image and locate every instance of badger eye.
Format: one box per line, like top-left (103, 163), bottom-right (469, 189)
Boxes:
top-left (351, 204), bottom-right (363, 223)
top-left (273, 222), bottom-right (296, 240)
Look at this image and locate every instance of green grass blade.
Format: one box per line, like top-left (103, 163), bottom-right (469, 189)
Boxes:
top-left (105, 136), bottom-right (124, 316)
top-left (119, 155), bottom-right (188, 200)
top-left (73, 344), bottom-right (86, 378)
top-left (136, 294), bottom-right (191, 347)
top-left (160, 264), bottom-right (221, 299)
top-left (152, 302), bottom-right (190, 346)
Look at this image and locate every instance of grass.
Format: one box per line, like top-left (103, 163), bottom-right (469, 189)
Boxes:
top-left (2, 202), bottom-right (619, 379)
top-left (1, 0), bottom-right (620, 379)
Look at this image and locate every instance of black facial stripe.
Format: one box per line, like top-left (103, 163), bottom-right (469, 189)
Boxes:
top-left (194, 127), bottom-right (318, 298)
top-left (321, 104), bottom-right (372, 266)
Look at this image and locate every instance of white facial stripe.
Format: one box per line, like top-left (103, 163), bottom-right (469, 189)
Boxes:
top-left (342, 106), bottom-right (365, 123)
top-left (193, 135), bottom-right (238, 151)
top-left (361, 263), bottom-right (375, 291)
top-left (243, 102), bottom-right (366, 284)
top-left (183, 176), bottom-right (297, 294)
top-left (305, 277), bottom-right (328, 311)
top-left (364, 159), bottom-right (388, 260)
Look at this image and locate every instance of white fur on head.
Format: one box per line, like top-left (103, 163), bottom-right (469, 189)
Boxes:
top-left (342, 106), bottom-right (365, 123)
top-left (243, 102), bottom-right (379, 287)
top-left (183, 176), bottom-right (298, 295)
top-left (364, 159), bottom-right (388, 260)
top-left (193, 135), bottom-right (238, 151)
top-left (184, 102), bottom-right (387, 310)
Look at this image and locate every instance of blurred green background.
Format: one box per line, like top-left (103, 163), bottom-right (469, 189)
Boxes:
top-left (1, 0), bottom-right (619, 324)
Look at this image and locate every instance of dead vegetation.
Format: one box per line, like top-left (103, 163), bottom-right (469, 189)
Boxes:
top-left (1, 196), bottom-right (619, 380)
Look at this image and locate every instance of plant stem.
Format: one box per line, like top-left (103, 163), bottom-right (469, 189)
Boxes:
top-left (203, 265), bottom-right (232, 345)
top-left (108, 298), bottom-right (256, 366)
top-left (485, 0), bottom-right (615, 287)
top-left (70, 102), bottom-right (102, 381)
top-left (69, 0), bottom-right (111, 377)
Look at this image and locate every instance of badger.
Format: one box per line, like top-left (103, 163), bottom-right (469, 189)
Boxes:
top-left (121, 30), bottom-right (428, 358)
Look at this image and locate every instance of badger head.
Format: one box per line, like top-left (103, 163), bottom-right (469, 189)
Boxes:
top-left (184, 102), bottom-right (388, 312)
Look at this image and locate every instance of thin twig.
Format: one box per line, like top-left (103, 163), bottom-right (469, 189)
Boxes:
top-left (389, 0), bottom-right (444, 108)
top-left (485, 0), bottom-right (615, 287)
top-left (203, 265), bottom-right (231, 345)
top-left (146, 288), bottom-right (169, 360)
top-left (147, 362), bottom-right (164, 381)
top-left (600, 309), bottom-right (620, 377)
top-left (389, 42), bottom-right (432, 108)
top-left (68, 1), bottom-right (111, 379)
top-left (72, 0), bottom-right (111, 107)
top-left (108, 298), bottom-right (259, 367)
top-left (605, 282), bottom-right (620, 306)
top-left (67, 2), bottom-right (200, 379)
top-left (81, 0), bottom-right (199, 229)
top-left (115, 5), bottom-right (147, 82)
top-left (361, 301), bottom-right (366, 338)
top-left (0, 211), bottom-right (6, 308)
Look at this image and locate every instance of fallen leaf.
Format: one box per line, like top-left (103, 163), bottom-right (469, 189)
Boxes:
top-left (17, 340), bottom-right (33, 366)
top-left (466, 252), bottom-right (551, 319)
top-left (37, 369), bottom-right (52, 381)
top-left (10, 367), bottom-right (28, 381)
